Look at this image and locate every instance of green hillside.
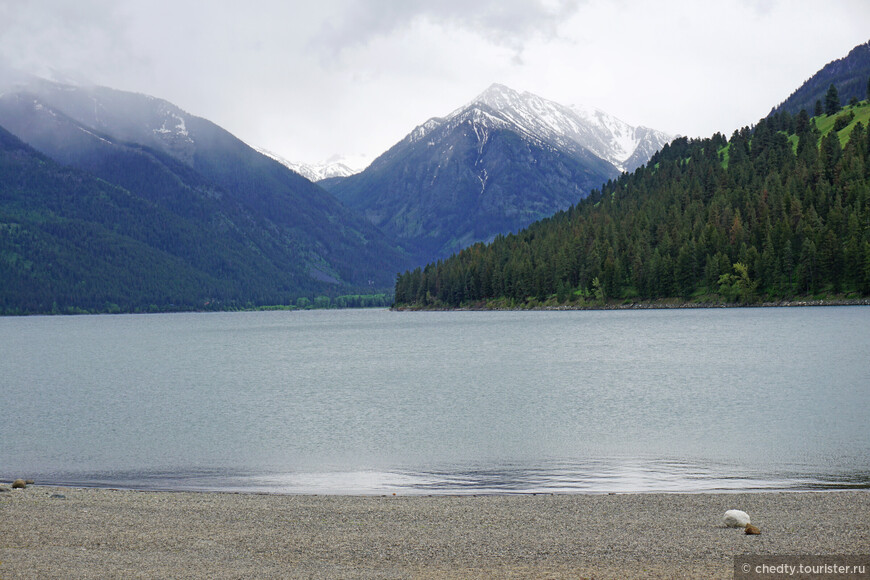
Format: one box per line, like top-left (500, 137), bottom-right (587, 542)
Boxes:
top-left (719, 101), bottom-right (870, 164)
top-left (395, 107), bottom-right (870, 308)
top-left (812, 100), bottom-right (870, 145)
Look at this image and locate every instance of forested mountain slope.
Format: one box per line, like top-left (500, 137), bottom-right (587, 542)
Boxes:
top-left (0, 76), bottom-right (412, 313)
top-left (395, 101), bottom-right (870, 308)
top-left (771, 40), bottom-right (869, 117)
top-left (0, 127), bottom-right (251, 313)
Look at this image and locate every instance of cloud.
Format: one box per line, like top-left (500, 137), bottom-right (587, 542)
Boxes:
top-left (2, 0), bottom-right (869, 167)
top-left (313, 0), bottom-right (581, 58)
top-left (0, 0), bottom-right (133, 82)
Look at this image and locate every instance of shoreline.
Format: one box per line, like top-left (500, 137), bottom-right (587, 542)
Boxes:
top-left (394, 297), bottom-right (870, 312)
top-left (5, 297), bottom-right (870, 317)
top-left (7, 463), bottom-right (868, 496)
top-left (2, 487), bottom-right (868, 579)
top-left (4, 476), bottom-right (870, 496)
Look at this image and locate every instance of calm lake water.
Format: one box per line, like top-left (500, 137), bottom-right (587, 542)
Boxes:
top-left (1, 307), bottom-right (868, 494)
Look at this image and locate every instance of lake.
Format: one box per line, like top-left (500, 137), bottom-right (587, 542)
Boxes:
top-left (1, 307), bottom-right (868, 494)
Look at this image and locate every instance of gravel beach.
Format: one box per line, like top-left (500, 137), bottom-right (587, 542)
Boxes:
top-left (1, 487), bottom-right (868, 579)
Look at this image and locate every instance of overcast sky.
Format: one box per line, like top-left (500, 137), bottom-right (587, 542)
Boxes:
top-left (1, 0), bottom-right (868, 169)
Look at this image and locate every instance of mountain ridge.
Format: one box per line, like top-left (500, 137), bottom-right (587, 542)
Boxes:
top-left (770, 40), bottom-right (870, 116)
top-left (0, 74), bottom-right (413, 312)
top-left (323, 84), bottom-right (672, 262)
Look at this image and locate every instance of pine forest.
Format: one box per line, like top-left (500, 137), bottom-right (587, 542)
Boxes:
top-left (395, 99), bottom-right (870, 308)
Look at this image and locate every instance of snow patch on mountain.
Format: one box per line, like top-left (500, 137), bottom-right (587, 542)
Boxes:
top-left (409, 118), bottom-right (443, 143)
top-left (78, 125), bottom-right (113, 145)
top-left (154, 111), bottom-right (190, 139)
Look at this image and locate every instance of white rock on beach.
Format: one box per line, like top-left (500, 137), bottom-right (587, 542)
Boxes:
top-left (723, 509), bottom-right (751, 527)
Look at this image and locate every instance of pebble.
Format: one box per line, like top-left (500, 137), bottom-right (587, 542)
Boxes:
top-left (745, 524), bottom-right (761, 535)
top-left (12, 479), bottom-right (27, 489)
top-left (0, 489), bottom-right (867, 579)
top-left (723, 509), bottom-right (750, 527)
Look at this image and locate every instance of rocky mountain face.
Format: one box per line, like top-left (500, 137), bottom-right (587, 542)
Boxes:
top-left (470, 84), bottom-right (671, 173)
top-left (323, 84), bottom-right (672, 261)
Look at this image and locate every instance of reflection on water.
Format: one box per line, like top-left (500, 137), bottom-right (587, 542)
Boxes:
top-left (37, 458), bottom-right (870, 495)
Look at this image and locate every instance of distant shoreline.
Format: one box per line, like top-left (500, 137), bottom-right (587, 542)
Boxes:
top-left (394, 297), bottom-right (870, 312)
top-left (2, 486), bottom-right (868, 579)
top-left (5, 298), bottom-right (869, 317)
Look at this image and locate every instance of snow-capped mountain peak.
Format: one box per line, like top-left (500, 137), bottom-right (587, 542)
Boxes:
top-left (470, 83), bottom-right (527, 111)
top-left (256, 148), bottom-right (361, 182)
top-left (447, 83), bottom-right (672, 172)
top-left (325, 83), bottom-right (627, 262)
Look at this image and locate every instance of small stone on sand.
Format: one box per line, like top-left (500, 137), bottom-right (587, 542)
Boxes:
top-left (723, 509), bottom-right (751, 527)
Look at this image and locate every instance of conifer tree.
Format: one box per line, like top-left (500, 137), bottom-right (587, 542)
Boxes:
top-left (815, 99), bottom-right (824, 117)
top-left (795, 109), bottom-right (810, 135)
top-left (825, 83), bottom-right (841, 115)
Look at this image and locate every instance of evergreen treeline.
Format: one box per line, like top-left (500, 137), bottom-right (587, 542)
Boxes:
top-left (395, 101), bottom-right (870, 308)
